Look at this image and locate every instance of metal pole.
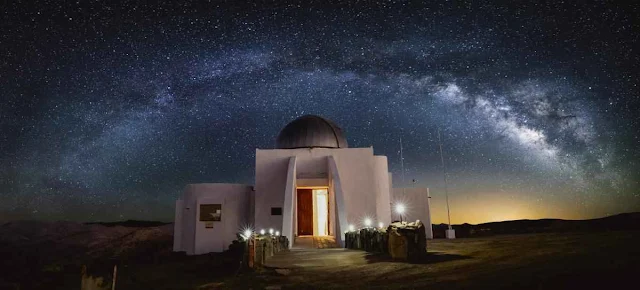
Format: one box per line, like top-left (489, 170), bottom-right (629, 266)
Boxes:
top-left (400, 137), bottom-right (406, 191)
top-left (111, 265), bottom-right (117, 290)
top-left (437, 128), bottom-right (452, 230)
top-left (400, 137), bottom-right (406, 223)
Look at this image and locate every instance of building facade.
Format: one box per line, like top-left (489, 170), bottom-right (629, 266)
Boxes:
top-left (173, 115), bottom-right (432, 255)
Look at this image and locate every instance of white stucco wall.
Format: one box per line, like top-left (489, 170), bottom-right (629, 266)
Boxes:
top-left (255, 147), bottom-right (382, 245)
top-left (175, 183), bottom-right (252, 255)
top-left (328, 148), bottom-right (379, 229)
top-left (328, 156), bottom-right (348, 246)
top-left (255, 150), bottom-right (294, 233)
top-left (374, 156), bottom-right (392, 226)
top-left (392, 187), bottom-right (433, 239)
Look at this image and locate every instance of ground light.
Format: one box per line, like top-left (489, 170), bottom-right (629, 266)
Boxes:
top-left (378, 222), bottom-right (384, 228)
top-left (242, 229), bottom-right (253, 240)
top-left (275, 231), bottom-right (280, 236)
top-left (364, 218), bottom-right (372, 227)
top-left (268, 228), bottom-right (274, 235)
top-left (260, 229), bottom-right (265, 235)
top-left (395, 203), bottom-right (406, 222)
top-left (348, 224), bottom-right (355, 232)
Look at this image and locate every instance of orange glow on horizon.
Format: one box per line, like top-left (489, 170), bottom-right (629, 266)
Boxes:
top-left (428, 191), bottom-right (589, 225)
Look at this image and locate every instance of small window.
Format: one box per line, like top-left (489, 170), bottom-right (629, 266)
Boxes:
top-left (271, 207), bottom-right (283, 215)
top-left (200, 204), bottom-right (222, 221)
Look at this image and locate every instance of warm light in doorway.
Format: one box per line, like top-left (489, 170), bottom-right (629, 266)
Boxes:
top-left (315, 189), bottom-right (329, 236)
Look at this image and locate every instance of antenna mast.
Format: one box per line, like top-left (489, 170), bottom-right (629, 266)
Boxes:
top-left (438, 128), bottom-right (452, 230)
top-left (400, 137), bottom-right (406, 193)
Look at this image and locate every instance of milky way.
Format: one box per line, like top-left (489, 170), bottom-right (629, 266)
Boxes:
top-left (1, 1), bottom-right (638, 223)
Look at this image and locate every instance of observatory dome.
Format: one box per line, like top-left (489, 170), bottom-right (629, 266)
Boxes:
top-left (276, 115), bottom-right (348, 149)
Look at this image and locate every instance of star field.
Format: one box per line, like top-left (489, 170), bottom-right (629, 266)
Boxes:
top-left (1, 1), bottom-right (638, 223)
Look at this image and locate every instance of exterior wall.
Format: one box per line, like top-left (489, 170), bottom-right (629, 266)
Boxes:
top-left (175, 183), bottom-right (252, 255)
top-left (328, 165), bottom-right (336, 237)
top-left (255, 150), bottom-right (294, 234)
top-left (392, 187), bottom-right (433, 239)
top-left (374, 156), bottom-right (392, 226)
top-left (329, 148), bottom-right (379, 230)
top-left (328, 156), bottom-right (348, 246)
top-left (255, 147), bottom-right (381, 246)
top-left (296, 178), bottom-right (328, 187)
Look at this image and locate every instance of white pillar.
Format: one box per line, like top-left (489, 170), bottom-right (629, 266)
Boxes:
top-left (328, 156), bottom-right (348, 247)
top-left (281, 156), bottom-right (297, 248)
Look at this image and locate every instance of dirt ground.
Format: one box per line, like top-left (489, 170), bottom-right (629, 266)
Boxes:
top-left (2, 227), bottom-right (638, 289)
top-left (224, 230), bottom-right (640, 289)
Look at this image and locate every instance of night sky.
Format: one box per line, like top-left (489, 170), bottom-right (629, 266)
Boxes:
top-left (1, 1), bottom-right (638, 223)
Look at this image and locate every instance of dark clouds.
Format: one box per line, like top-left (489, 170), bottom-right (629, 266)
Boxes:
top-left (1, 1), bottom-right (638, 222)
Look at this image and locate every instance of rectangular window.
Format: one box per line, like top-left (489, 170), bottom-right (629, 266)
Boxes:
top-left (271, 207), bottom-right (283, 215)
top-left (200, 204), bottom-right (222, 221)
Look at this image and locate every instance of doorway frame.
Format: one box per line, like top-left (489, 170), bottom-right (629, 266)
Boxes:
top-left (296, 186), bottom-right (330, 236)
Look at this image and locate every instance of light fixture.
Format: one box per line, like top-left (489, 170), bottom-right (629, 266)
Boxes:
top-left (364, 218), bottom-right (372, 227)
top-left (378, 222), bottom-right (384, 228)
top-left (395, 203), bottom-right (406, 214)
top-left (269, 228), bottom-right (274, 235)
top-left (260, 229), bottom-right (265, 235)
top-left (242, 229), bottom-right (253, 240)
top-left (275, 231), bottom-right (280, 236)
top-left (348, 224), bottom-right (355, 232)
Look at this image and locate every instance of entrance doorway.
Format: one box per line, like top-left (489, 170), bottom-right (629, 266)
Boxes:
top-left (314, 189), bottom-right (329, 236)
top-left (296, 187), bottom-right (330, 236)
top-left (297, 189), bottom-right (313, 235)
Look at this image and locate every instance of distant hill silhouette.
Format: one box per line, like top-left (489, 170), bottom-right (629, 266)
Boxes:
top-left (432, 212), bottom-right (640, 238)
top-left (84, 219), bottom-right (170, 227)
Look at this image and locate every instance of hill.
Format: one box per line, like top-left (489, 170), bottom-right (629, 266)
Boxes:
top-left (432, 212), bottom-right (640, 238)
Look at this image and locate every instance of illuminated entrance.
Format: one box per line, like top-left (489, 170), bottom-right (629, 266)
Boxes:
top-left (296, 187), bottom-right (329, 236)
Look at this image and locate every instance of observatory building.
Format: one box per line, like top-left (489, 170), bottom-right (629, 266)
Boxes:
top-left (173, 115), bottom-right (433, 255)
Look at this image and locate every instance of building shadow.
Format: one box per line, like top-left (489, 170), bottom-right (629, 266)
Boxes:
top-left (364, 251), bottom-right (470, 265)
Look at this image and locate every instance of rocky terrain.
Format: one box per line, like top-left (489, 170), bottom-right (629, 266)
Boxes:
top-left (0, 221), bottom-right (179, 289)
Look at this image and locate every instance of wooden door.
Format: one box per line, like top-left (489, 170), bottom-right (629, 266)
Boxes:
top-left (297, 189), bottom-right (313, 235)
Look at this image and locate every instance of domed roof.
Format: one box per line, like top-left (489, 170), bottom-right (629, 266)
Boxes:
top-left (276, 115), bottom-right (348, 149)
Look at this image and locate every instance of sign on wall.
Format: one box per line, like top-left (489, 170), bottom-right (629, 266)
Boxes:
top-left (200, 204), bottom-right (222, 221)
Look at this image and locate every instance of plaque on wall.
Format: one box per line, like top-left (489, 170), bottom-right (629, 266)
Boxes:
top-left (200, 204), bottom-right (222, 221)
top-left (205, 221), bottom-right (214, 228)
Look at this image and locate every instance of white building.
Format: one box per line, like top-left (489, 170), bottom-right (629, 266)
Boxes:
top-left (173, 115), bottom-right (433, 255)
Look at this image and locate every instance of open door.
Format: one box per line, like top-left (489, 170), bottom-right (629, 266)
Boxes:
top-left (297, 189), bottom-right (313, 235)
